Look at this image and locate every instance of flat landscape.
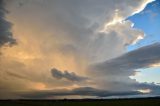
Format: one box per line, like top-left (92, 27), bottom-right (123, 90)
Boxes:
top-left (1, 98), bottom-right (160, 106)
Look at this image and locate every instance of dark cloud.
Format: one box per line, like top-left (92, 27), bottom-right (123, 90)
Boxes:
top-left (133, 82), bottom-right (160, 94)
top-left (51, 68), bottom-right (88, 82)
top-left (20, 87), bottom-right (142, 99)
top-left (0, 0), bottom-right (156, 99)
top-left (105, 81), bottom-right (160, 94)
top-left (71, 87), bottom-right (142, 97)
top-left (91, 43), bottom-right (160, 76)
top-left (20, 83), bottom-right (160, 99)
top-left (0, 0), bottom-right (16, 47)
top-left (88, 43), bottom-right (160, 92)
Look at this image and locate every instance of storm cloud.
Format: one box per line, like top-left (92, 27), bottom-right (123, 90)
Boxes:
top-left (0, 0), bottom-right (158, 99)
top-left (20, 87), bottom-right (142, 99)
top-left (0, 0), bottom-right (16, 47)
top-left (88, 43), bottom-right (160, 92)
top-left (51, 68), bottom-right (88, 82)
top-left (91, 43), bottom-right (160, 76)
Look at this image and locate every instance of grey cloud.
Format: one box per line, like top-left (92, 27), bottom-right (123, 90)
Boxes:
top-left (20, 87), bottom-right (142, 99)
top-left (0, 0), bottom-right (154, 99)
top-left (6, 0), bottom-right (150, 63)
top-left (5, 83), bottom-right (160, 99)
top-left (105, 81), bottom-right (160, 94)
top-left (51, 68), bottom-right (88, 82)
top-left (91, 43), bottom-right (160, 76)
top-left (71, 87), bottom-right (142, 97)
top-left (0, 0), bottom-right (16, 47)
top-left (133, 82), bottom-right (160, 94)
top-left (88, 43), bottom-right (160, 92)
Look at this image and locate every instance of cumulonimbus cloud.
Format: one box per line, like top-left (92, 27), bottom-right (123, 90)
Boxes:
top-left (0, 0), bottom-right (157, 99)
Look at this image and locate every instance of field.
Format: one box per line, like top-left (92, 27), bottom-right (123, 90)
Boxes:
top-left (1, 98), bottom-right (160, 106)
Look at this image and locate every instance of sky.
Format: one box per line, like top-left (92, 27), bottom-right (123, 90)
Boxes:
top-left (127, 0), bottom-right (160, 84)
top-left (0, 0), bottom-right (160, 99)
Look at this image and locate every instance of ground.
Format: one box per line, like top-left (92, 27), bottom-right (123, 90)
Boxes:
top-left (0, 98), bottom-right (160, 106)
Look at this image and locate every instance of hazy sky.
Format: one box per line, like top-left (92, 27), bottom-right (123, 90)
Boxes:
top-left (0, 0), bottom-right (160, 99)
